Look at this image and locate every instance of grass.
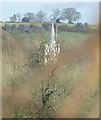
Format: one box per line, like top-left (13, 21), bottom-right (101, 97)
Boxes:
top-left (57, 32), bottom-right (90, 41)
top-left (11, 31), bottom-right (50, 42)
top-left (11, 30), bottom-right (90, 42)
top-left (2, 28), bottom-right (99, 118)
top-left (77, 87), bottom-right (99, 118)
top-left (1, 21), bottom-right (98, 30)
top-left (89, 24), bottom-right (99, 30)
top-left (1, 22), bottom-right (42, 27)
top-left (58, 23), bottom-right (98, 29)
top-left (0, 21), bottom-right (4, 27)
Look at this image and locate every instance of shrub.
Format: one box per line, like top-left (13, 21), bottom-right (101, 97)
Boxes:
top-left (42, 22), bottom-right (51, 31)
top-left (21, 17), bottom-right (30, 22)
top-left (57, 25), bottom-right (71, 32)
top-left (2, 24), bottom-right (12, 31)
top-left (17, 25), bottom-right (25, 33)
top-left (17, 24), bottom-right (42, 33)
top-left (56, 18), bottom-right (61, 23)
top-left (12, 24), bottom-right (17, 32)
top-left (72, 22), bottom-right (90, 32)
top-left (57, 23), bottom-right (91, 33)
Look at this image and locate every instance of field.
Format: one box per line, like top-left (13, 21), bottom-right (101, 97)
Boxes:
top-left (0, 21), bottom-right (98, 30)
top-left (2, 26), bottom-right (99, 118)
top-left (0, 22), bottom-right (42, 27)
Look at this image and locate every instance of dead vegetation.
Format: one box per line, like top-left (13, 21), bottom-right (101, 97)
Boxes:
top-left (2, 29), bottom-right (99, 118)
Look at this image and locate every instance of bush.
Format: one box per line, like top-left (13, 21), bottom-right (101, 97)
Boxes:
top-left (2, 22), bottom-right (91, 33)
top-left (42, 22), bottom-right (51, 31)
top-left (21, 17), bottom-right (30, 22)
top-left (56, 18), bottom-right (61, 23)
top-left (57, 25), bottom-right (72, 32)
top-left (2, 24), bottom-right (12, 31)
top-left (12, 24), bottom-right (17, 31)
top-left (72, 22), bottom-right (90, 32)
top-left (57, 22), bottom-right (91, 33)
top-left (17, 24), bottom-right (43, 33)
top-left (17, 25), bottom-right (25, 33)
top-left (2, 24), bottom-right (17, 32)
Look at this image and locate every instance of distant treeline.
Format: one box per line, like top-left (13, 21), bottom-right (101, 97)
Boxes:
top-left (43, 22), bottom-right (91, 33)
top-left (2, 7), bottom-right (94, 33)
top-left (7, 8), bottom-right (82, 24)
top-left (2, 22), bottom-right (92, 33)
top-left (2, 24), bottom-right (43, 33)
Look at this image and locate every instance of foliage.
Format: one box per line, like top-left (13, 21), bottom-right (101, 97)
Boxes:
top-left (2, 23), bottom-right (43, 33)
top-left (24, 12), bottom-right (35, 22)
top-left (56, 18), bottom-right (61, 23)
top-left (16, 13), bottom-right (21, 23)
top-left (2, 28), bottom-right (97, 118)
top-left (57, 23), bottom-right (90, 32)
top-left (2, 21), bottom-right (92, 33)
top-left (10, 14), bottom-right (17, 22)
top-left (2, 24), bottom-right (17, 32)
top-left (6, 7), bottom-right (98, 27)
top-left (27, 42), bottom-right (45, 68)
top-left (61, 8), bottom-right (81, 23)
top-left (73, 22), bottom-right (89, 32)
top-left (36, 10), bottom-right (46, 22)
top-left (42, 22), bottom-right (51, 31)
top-left (50, 8), bottom-right (61, 21)
top-left (22, 17), bottom-right (30, 23)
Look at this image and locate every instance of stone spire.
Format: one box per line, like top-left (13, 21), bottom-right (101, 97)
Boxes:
top-left (44, 21), bottom-right (60, 64)
top-left (49, 22), bottom-right (57, 45)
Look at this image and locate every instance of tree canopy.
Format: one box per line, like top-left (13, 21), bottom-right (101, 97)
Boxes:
top-left (36, 10), bottom-right (46, 22)
top-left (9, 8), bottom-right (81, 24)
top-left (10, 14), bottom-right (17, 22)
top-left (50, 8), bottom-right (61, 21)
top-left (62, 8), bottom-right (81, 23)
top-left (16, 13), bottom-right (21, 23)
top-left (24, 12), bottom-right (35, 22)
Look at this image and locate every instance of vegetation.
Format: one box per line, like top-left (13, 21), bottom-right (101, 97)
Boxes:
top-left (7, 7), bottom-right (82, 24)
top-left (22, 17), bottom-right (30, 23)
top-left (1, 5), bottom-right (99, 119)
top-left (61, 8), bottom-right (81, 23)
top-left (10, 14), bottom-right (17, 23)
top-left (2, 22), bottom-right (94, 34)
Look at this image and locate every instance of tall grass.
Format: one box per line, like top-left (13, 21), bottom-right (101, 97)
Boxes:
top-left (2, 29), bottom-right (99, 118)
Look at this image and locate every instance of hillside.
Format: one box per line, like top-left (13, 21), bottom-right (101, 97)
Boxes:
top-left (2, 30), bottom-right (99, 118)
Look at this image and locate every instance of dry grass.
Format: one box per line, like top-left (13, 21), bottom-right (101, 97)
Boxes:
top-left (2, 29), bottom-right (99, 118)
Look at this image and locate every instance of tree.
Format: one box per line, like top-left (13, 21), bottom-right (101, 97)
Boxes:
top-left (73, 12), bottom-right (81, 23)
top-left (10, 14), bottom-right (17, 22)
top-left (62, 8), bottom-right (81, 24)
top-left (16, 13), bottom-right (21, 23)
top-left (50, 8), bottom-right (61, 21)
top-left (24, 12), bottom-right (35, 22)
top-left (36, 10), bottom-right (46, 22)
top-left (56, 18), bottom-right (60, 23)
top-left (21, 17), bottom-right (30, 22)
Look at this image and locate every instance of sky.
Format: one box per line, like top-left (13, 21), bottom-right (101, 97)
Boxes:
top-left (1, 2), bottom-right (99, 24)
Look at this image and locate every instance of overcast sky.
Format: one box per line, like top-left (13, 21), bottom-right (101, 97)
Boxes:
top-left (1, 2), bottom-right (99, 24)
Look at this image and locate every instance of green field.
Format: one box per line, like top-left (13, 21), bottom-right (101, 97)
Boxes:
top-left (10, 30), bottom-right (90, 42)
top-left (0, 21), bottom-right (98, 30)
